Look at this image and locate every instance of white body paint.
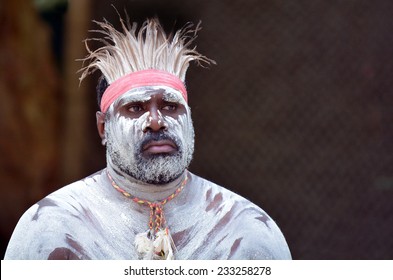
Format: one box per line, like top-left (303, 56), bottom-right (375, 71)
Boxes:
top-left (4, 170), bottom-right (291, 259)
top-left (4, 86), bottom-right (291, 259)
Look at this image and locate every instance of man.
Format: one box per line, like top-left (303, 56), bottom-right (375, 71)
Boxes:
top-left (4, 16), bottom-right (291, 260)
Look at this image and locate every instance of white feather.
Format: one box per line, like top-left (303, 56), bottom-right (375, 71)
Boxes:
top-left (79, 16), bottom-right (216, 85)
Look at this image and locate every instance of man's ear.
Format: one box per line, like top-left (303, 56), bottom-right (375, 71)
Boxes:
top-left (96, 111), bottom-right (106, 145)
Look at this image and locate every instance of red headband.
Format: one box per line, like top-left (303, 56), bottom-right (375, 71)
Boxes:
top-left (100, 69), bottom-right (188, 112)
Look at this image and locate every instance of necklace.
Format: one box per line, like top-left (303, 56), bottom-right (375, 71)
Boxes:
top-left (107, 171), bottom-right (188, 260)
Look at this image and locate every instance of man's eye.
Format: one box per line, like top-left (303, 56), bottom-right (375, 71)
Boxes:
top-left (162, 104), bottom-right (177, 111)
top-left (128, 105), bottom-right (143, 112)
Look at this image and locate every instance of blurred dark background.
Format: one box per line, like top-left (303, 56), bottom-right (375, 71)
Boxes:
top-left (1, 0), bottom-right (392, 259)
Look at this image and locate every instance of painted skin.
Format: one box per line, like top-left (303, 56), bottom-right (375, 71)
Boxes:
top-left (4, 87), bottom-right (292, 260)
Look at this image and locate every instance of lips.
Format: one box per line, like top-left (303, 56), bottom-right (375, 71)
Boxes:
top-left (142, 139), bottom-right (178, 154)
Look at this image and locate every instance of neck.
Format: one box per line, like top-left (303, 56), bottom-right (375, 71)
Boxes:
top-left (106, 162), bottom-right (187, 203)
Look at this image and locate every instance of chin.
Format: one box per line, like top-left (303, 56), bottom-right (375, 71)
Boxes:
top-left (121, 153), bottom-right (188, 185)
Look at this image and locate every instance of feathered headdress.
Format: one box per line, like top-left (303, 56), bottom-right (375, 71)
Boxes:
top-left (79, 15), bottom-right (215, 112)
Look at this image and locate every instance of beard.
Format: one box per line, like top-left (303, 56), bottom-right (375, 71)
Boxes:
top-left (105, 114), bottom-right (195, 185)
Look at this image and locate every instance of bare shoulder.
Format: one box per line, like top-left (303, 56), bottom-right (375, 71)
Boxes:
top-left (4, 171), bottom-right (104, 260)
top-left (187, 172), bottom-right (292, 260)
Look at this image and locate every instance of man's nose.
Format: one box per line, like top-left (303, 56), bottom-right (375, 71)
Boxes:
top-left (144, 108), bottom-right (167, 132)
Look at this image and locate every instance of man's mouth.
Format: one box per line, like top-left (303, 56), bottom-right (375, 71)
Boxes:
top-left (142, 139), bottom-right (178, 155)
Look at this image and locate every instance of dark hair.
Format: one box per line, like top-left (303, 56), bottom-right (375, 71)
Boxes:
top-left (96, 75), bottom-right (109, 110)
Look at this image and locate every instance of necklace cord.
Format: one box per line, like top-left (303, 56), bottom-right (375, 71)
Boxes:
top-left (107, 171), bottom-right (188, 235)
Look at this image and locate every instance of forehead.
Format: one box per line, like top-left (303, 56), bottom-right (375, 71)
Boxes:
top-left (114, 86), bottom-right (185, 107)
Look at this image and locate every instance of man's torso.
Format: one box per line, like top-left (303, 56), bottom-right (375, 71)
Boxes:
top-left (4, 170), bottom-right (291, 260)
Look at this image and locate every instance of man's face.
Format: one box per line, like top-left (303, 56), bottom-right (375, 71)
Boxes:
top-left (104, 86), bottom-right (195, 184)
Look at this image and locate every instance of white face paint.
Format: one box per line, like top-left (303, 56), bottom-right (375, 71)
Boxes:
top-left (104, 86), bottom-right (195, 184)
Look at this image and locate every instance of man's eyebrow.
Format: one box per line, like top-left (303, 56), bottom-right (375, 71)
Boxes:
top-left (116, 94), bottom-right (151, 106)
top-left (162, 91), bottom-right (183, 103)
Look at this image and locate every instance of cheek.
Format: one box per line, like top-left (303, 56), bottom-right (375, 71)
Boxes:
top-left (107, 112), bottom-right (151, 142)
top-left (107, 116), bottom-right (134, 143)
top-left (134, 112), bottom-right (151, 134)
top-left (165, 113), bottom-right (193, 140)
